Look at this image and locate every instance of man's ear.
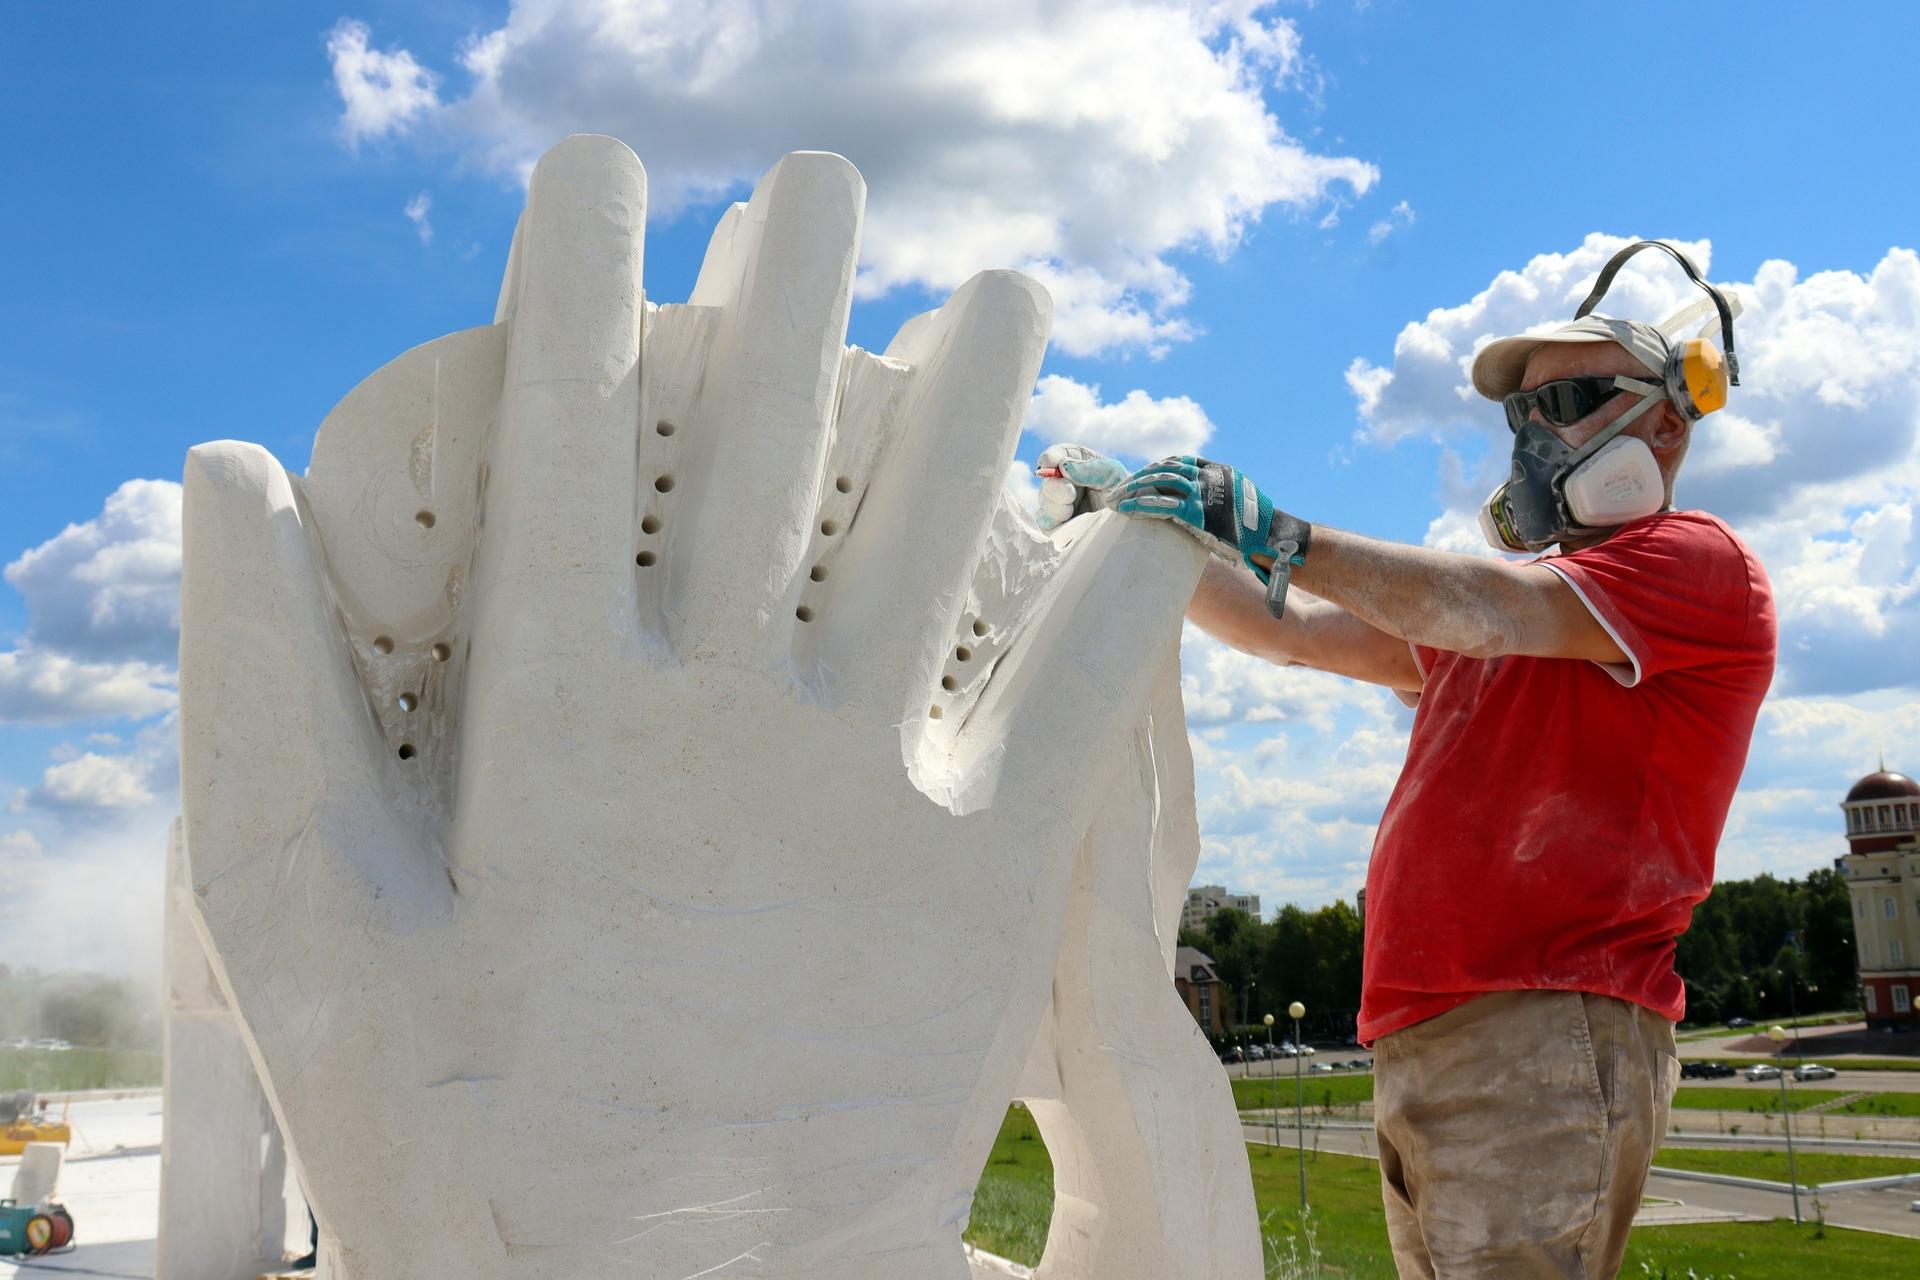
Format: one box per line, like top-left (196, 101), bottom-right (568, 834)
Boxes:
top-left (1647, 404), bottom-right (1690, 453)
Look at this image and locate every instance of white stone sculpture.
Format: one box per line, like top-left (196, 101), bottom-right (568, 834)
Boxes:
top-left (1013, 671), bottom-right (1261, 1279)
top-left (179, 134), bottom-right (1249, 1278)
top-left (159, 818), bottom-right (291, 1279)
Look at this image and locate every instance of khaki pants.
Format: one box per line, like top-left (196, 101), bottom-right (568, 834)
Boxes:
top-left (1373, 990), bottom-right (1679, 1279)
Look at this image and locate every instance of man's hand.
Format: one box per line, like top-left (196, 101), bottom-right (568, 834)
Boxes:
top-left (1034, 442), bottom-right (1130, 530)
top-left (1115, 456), bottom-right (1307, 583)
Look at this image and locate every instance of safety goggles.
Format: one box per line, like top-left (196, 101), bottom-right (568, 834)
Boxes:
top-left (1502, 376), bottom-right (1638, 433)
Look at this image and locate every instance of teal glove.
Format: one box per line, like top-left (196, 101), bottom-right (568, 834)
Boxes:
top-left (1115, 456), bottom-right (1310, 616)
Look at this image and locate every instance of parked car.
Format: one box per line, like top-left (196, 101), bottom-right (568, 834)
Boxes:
top-left (1727, 1017), bottom-right (1754, 1028)
top-left (1309, 1062), bottom-right (1335, 1073)
top-left (1219, 1046), bottom-right (1245, 1064)
top-left (1350, 1058), bottom-right (1373, 1070)
top-left (0, 1038), bottom-right (29, 1051)
top-left (1793, 1063), bottom-right (1837, 1081)
top-left (1245, 1044), bottom-right (1267, 1061)
top-left (1681, 1061), bottom-right (1736, 1079)
top-left (1744, 1064), bottom-right (1781, 1081)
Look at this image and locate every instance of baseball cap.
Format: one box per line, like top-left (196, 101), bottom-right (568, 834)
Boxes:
top-left (1470, 315), bottom-right (1671, 401)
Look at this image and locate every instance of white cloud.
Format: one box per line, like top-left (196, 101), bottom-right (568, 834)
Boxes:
top-left (0, 829), bottom-right (41, 858)
top-left (347, 0), bottom-right (1377, 356)
top-left (1344, 236), bottom-right (1920, 697)
top-left (27, 753), bottom-right (155, 811)
top-left (1023, 374), bottom-right (1213, 460)
top-left (404, 191), bottom-right (433, 244)
top-left (15, 715), bottom-right (177, 817)
top-left (1, 479), bottom-right (182, 724)
top-left (6, 478), bottom-right (181, 666)
top-left (1366, 199), bottom-right (1414, 246)
top-left (0, 651), bottom-right (175, 725)
top-left (327, 19), bottom-right (442, 146)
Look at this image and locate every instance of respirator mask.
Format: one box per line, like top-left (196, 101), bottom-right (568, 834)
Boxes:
top-left (1477, 241), bottom-right (1742, 553)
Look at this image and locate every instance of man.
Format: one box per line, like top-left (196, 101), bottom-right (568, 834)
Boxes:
top-left (1043, 243), bottom-right (1775, 1277)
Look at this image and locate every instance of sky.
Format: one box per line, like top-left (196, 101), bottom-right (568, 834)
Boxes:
top-left (4, 1), bottom-right (1920, 978)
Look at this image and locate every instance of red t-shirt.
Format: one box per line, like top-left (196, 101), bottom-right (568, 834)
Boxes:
top-left (1357, 511), bottom-right (1776, 1044)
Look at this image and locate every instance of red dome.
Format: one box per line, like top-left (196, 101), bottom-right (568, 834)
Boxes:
top-left (1846, 770), bottom-right (1920, 803)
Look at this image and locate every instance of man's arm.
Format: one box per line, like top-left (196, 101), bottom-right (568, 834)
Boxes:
top-left (1262, 526), bottom-right (1628, 665)
top-left (1189, 558), bottom-right (1424, 691)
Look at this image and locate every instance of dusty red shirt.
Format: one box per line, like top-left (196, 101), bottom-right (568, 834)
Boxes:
top-left (1357, 511), bottom-right (1776, 1044)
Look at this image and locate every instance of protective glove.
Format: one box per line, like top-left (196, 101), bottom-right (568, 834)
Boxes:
top-left (1115, 455), bottom-right (1310, 616)
top-left (1034, 442), bottom-right (1131, 530)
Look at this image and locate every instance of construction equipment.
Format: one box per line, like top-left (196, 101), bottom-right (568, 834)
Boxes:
top-left (0, 1092), bottom-right (71, 1155)
top-left (0, 1201), bottom-right (75, 1256)
top-left (0, 1142), bottom-right (74, 1256)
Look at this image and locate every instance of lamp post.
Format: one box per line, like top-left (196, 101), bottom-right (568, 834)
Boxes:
top-left (1289, 1000), bottom-right (1307, 1209)
top-left (1262, 1013), bottom-right (1277, 1151)
top-left (1768, 1024), bottom-right (1802, 1224)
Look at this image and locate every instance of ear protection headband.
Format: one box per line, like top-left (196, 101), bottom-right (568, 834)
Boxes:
top-left (1574, 240), bottom-right (1740, 421)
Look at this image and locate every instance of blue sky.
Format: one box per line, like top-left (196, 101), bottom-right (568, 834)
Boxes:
top-left (5, 1), bottom-right (1919, 975)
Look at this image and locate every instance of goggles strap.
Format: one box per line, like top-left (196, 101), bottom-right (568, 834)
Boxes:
top-left (1566, 378), bottom-right (1668, 468)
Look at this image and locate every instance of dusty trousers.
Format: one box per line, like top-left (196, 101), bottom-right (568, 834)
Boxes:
top-left (1372, 990), bottom-right (1679, 1278)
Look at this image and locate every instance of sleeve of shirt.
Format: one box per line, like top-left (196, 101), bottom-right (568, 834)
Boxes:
top-left (1540, 514), bottom-right (1757, 687)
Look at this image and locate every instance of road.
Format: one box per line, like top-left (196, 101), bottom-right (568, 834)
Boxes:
top-left (1243, 1121), bottom-right (1920, 1240)
top-left (1677, 1068), bottom-right (1920, 1095)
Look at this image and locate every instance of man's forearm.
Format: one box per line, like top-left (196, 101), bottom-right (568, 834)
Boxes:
top-left (1188, 557), bottom-right (1422, 689)
top-left (1285, 526), bottom-right (1533, 658)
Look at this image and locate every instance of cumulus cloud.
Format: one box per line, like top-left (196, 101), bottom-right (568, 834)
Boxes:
top-left (404, 191), bottom-right (433, 244)
top-left (14, 715), bottom-right (176, 816)
top-left (328, 19), bottom-right (442, 145)
top-left (1023, 374), bottom-right (1214, 459)
top-left (1344, 236), bottom-right (1920, 696)
top-left (339, 0), bottom-right (1377, 356)
top-left (1, 480), bottom-right (183, 724)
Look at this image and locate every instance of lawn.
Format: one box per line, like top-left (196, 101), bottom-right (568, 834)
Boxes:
top-left (1232, 1073), bottom-right (1373, 1112)
top-left (1669, 1086), bottom-right (1843, 1113)
top-left (967, 1107), bottom-right (1920, 1277)
top-left (1652, 1147), bottom-right (1920, 1186)
top-left (0, 1047), bottom-right (161, 1091)
top-left (1831, 1091), bottom-right (1920, 1117)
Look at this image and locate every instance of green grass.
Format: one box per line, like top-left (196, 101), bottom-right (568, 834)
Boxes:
top-left (1669, 1086), bottom-right (1842, 1113)
top-left (1652, 1147), bottom-right (1920, 1186)
top-left (0, 1047), bottom-right (161, 1091)
top-left (967, 1108), bottom-right (1919, 1277)
top-left (1231, 1073), bottom-right (1373, 1112)
top-left (1831, 1091), bottom-right (1920, 1116)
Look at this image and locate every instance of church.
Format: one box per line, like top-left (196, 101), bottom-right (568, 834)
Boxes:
top-left (1837, 764), bottom-right (1920, 1029)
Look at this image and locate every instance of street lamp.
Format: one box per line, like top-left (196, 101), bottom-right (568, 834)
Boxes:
top-left (1289, 1000), bottom-right (1307, 1209)
top-left (1768, 1024), bottom-right (1802, 1224)
top-left (1262, 1013), bottom-right (1278, 1152)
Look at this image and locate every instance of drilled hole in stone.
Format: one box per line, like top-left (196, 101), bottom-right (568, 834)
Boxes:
top-left (397, 743), bottom-right (417, 761)
top-left (941, 675), bottom-right (957, 692)
top-left (835, 475), bottom-right (852, 494)
top-left (655, 475), bottom-right (676, 493)
top-left (809, 565), bottom-right (828, 583)
top-left (928, 704), bottom-right (943, 720)
top-left (373, 635), bottom-right (394, 655)
top-left (415, 510), bottom-right (436, 529)
top-left (820, 519), bottom-right (838, 536)
top-left (398, 692), bottom-right (418, 713)
top-left (972, 618), bottom-right (989, 638)
top-left (431, 642), bottom-right (451, 662)
top-left (636, 551), bottom-right (657, 567)
top-left (955, 645), bottom-right (972, 662)
top-left (641, 515), bottom-right (661, 535)
top-left (656, 420), bottom-right (676, 437)
top-left (795, 605), bottom-right (814, 623)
